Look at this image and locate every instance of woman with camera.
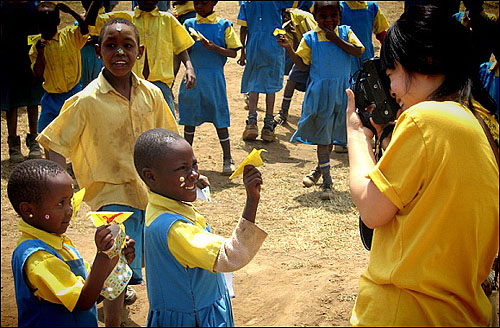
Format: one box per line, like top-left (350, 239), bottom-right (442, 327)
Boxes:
top-left (346, 5), bottom-right (499, 326)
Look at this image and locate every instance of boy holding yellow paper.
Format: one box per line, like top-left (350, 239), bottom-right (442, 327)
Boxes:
top-left (133, 129), bottom-right (267, 327)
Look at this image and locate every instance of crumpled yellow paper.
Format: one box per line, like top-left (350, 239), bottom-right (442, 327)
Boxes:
top-left (71, 188), bottom-right (85, 220)
top-left (273, 28), bottom-right (286, 36)
top-left (87, 211), bottom-right (133, 249)
top-left (229, 148), bottom-right (267, 179)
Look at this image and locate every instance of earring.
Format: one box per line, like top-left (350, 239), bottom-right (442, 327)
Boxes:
top-left (44, 214), bottom-right (50, 220)
top-left (136, 56), bottom-right (141, 59)
top-left (29, 213), bottom-right (33, 218)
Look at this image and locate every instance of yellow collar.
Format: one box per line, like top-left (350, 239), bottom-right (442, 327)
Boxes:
top-left (196, 11), bottom-right (218, 24)
top-left (97, 70), bottom-right (140, 95)
top-left (148, 191), bottom-right (199, 223)
top-left (134, 6), bottom-right (160, 18)
top-left (18, 218), bottom-right (69, 250)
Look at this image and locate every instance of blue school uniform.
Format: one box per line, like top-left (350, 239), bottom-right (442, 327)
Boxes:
top-left (178, 17), bottom-right (234, 128)
top-left (290, 26), bottom-right (353, 146)
top-left (237, 1), bottom-right (298, 93)
top-left (478, 61), bottom-right (499, 118)
top-left (340, 1), bottom-right (381, 75)
top-left (145, 213), bottom-right (234, 327)
top-left (12, 240), bottom-right (98, 327)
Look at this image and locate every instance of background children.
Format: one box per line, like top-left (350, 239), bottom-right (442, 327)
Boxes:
top-left (36, 17), bottom-right (179, 327)
top-left (133, 128), bottom-right (267, 327)
top-left (178, 1), bottom-right (242, 176)
top-left (172, 1), bottom-right (196, 84)
top-left (93, 0), bottom-right (197, 117)
top-left (275, 7), bottom-right (317, 125)
top-left (278, 1), bottom-right (364, 200)
top-left (30, 1), bottom-right (100, 151)
top-left (237, 1), bottom-right (301, 142)
top-left (8, 159), bottom-right (135, 327)
top-left (0, 1), bottom-right (44, 162)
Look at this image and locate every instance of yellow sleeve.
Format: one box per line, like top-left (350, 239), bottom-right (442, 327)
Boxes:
top-left (28, 35), bottom-right (41, 71)
top-left (367, 112), bottom-right (427, 210)
top-left (170, 15), bottom-right (195, 55)
top-left (37, 95), bottom-right (86, 158)
top-left (295, 36), bottom-right (312, 65)
top-left (24, 251), bottom-right (85, 311)
top-left (66, 25), bottom-right (88, 50)
top-left (224, 24), bottom-right (243, 50)
top-left (167, 220), bottom-right (225, 272)
top-left (373, 8), bottom-right (390, 35)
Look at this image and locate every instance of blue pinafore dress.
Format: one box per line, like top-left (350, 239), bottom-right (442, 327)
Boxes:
top-left (145, 213), bottom-right (234, 327)
top-left (12, 239), bottom-right (98, 327)
top-left (290, 26), bottom-right (352, 146)
top-left (238, 1), bottom-right (298, 94)
top-left (340, 1), bottom-right (379, 75)
top-left (178, 18), bottom-right (233, 128)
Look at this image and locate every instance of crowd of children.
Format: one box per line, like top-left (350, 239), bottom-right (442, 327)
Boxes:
top-left (2, 1), bottom-right (499, 327)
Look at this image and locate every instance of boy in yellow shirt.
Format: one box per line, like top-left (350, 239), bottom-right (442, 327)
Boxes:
top-left (30, 1), bottom-right (100, 153)
top-left (93, 0), bottom-right (196, 116)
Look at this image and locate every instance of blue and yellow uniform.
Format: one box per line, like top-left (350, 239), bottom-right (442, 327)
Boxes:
top-left (178, 12), bottom-right (242, 128)
top-left (237, 1), bottom-right (300, 93)
top-left (291, 25), bottom-right (364, 146)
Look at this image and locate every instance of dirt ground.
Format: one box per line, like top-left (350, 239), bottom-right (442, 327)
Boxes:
top-left (1, 1), bottom-right (498, 327)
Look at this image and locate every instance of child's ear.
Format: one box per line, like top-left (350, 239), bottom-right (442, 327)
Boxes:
top-left (95, 43), bottom-right (102, 59)
top-left (142, 168), bottom-right (155, 185)
top-left (19, 202), bottom-right (36, 221)
top-left (137, 45), bottom-right (145, 59)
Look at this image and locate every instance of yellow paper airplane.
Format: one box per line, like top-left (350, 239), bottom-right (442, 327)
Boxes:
top-left (273, 28), bottom-right (286, 36)
top-left (188, 27), bottom-right (208, 42)
top-left (229, 148), bottom-right (267, 179)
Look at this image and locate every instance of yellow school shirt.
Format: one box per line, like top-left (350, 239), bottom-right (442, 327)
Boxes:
top-left (285, 8), bottom-right (317, 46)
top-left (17, 219), bottom-right (90, 312)
top-left (343, 1), bottom-right (389, 35)
top-left (194, 12), bottom-right (243, 50)
top-left (146, 191), bottom-right (225, 272)
top-left (37, 72), bottom-right (179, 211)
top-left (351, 101), bottom-right (499, 326)
top-left (94, 7), bottom-right (195, 87)
top-left (295, 26), bottom-right (364, 65)
top-left (29, 26), bottom-right (88, 93)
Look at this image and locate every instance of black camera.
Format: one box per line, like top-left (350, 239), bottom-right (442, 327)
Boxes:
top-left (351, 57), bottom-right (400, 130)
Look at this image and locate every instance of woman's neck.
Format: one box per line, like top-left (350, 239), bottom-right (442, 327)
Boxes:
top-left (103, 69), bottom-right (132, 100)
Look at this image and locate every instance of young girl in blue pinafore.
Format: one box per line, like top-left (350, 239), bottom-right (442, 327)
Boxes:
top-left (8, 159), bottom-right (135, 327)
top-left (278, 1), bottom-right (364, 200)
top-left (133, 128), bottom-right (267, 327)
top-left (178, 1), bottom-right (242, 176)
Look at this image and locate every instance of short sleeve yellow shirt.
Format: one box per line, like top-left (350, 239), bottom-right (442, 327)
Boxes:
top-left (193, 12), bottom-right (243, 50)
top-left (37, 72), bottom-right (179, 211)
top-left (29, 26), bottom-right (88, 93)
top-left (351, 101), bottom-right (499, 326)
top-left (17, 219), bottom-right (90, 312)
top-left (146, 192), bottom-right (224, 272)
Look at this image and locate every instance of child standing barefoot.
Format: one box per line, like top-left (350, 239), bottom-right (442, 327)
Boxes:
top-left (278, 1), bottom-right (364, 200)
top-left (8, 159), bottom-right (135, 327)
top-left (133, 128), bottom-right (267, 327)
top-left (178, 1), bottom-right (242, 176)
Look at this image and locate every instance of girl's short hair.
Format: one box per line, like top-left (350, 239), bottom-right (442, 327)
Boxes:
top-left (7, 159), bottom-right (67, 215)
top-left (98, 17), bottom-right (140, 46)
top-left (380, 5), bottom-right (496, 115)
top-left (312, 1), bottom-right (339, 16)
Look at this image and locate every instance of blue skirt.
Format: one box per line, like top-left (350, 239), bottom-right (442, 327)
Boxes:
top-left (37, 83), bottom-right (82, 133)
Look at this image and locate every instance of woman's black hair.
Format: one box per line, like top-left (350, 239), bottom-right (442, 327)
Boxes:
top-left (380, 5), bottom-right (497, 117)
top-left (98, 17), bottom-right (140, 46)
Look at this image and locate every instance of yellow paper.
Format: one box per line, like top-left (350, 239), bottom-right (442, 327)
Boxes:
top-left (229, 148), bottom-right (267, 179)
top-left (188, 27), bottom-right (208, 42)
top-left (71, 188), bottom-right (86, 220)
top-left (87, 211), bottom-right (132, 228)
top-left (273, 28), bottom-right (286, 36)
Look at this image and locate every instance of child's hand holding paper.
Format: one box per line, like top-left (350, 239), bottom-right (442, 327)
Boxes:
top-left (229, 148), bottom-right (267, 179)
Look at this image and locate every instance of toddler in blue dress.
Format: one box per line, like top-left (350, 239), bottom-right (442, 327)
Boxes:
top-left (278, 1), bottom-right (364, 200)
top-left (178, 1), bottom-right (243, 176)
top-left (134, 128), bottom-right (267, 327)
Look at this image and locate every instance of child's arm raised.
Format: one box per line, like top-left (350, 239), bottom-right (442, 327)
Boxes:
top-left (83, 1), bottom-right (103, 29)
top-left (56, 3), bottom-right (89, 35)
top-left (276, 34), bottom-right (308, 71)
top-left (241, 165), bottom-right (262, 223)
top-left (200, 39), bottom-right (238, 58)
top-left (324, 28), bottom-right (363, 58)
